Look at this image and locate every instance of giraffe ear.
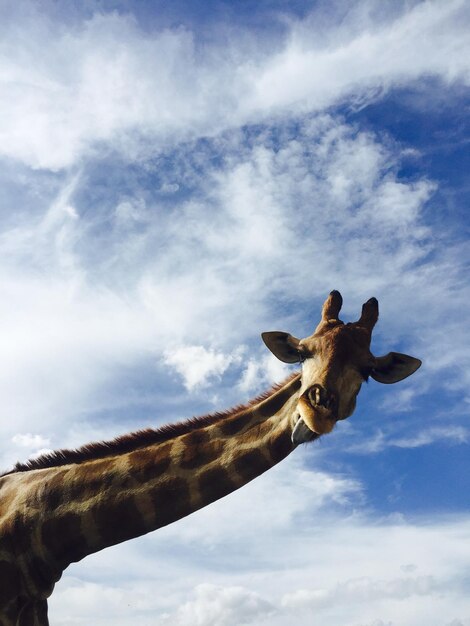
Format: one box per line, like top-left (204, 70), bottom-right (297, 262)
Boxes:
top-left (371, 352), bottom-right (422, 384)
top-left (261, 331), bottom-right (304, 363)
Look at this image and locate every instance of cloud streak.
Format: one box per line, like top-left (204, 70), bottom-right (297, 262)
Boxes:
top-left (346, 425), bottom-right (469, 454)
top-left (0, 1), bottom-right (469, 169)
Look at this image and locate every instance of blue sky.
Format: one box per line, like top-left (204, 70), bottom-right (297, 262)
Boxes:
top-left (1, 0), bottom-right (469, 624)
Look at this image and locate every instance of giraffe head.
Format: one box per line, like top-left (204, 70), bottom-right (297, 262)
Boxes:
top-left (262, 291), bottom-right (421, 444)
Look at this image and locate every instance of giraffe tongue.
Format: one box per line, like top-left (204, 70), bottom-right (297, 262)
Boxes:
top-left (291, 417), bottom-right (319, 445)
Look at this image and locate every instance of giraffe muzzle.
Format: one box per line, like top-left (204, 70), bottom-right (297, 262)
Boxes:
top-left (296, 385), bottom-right (337, 437)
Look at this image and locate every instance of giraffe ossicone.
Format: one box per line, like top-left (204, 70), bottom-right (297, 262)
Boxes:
top-left (0, 291), bottom-right (421, 626)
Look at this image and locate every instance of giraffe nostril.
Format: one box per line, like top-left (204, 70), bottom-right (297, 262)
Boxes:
top-left (307, 385), bottom-right (336, 409)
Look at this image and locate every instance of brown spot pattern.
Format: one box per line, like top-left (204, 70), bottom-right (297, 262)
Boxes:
top-left (44, 464), bottom-right (114, 512)
top-left (151, 478), bottom-right (192, 528)
top-left (76, 459), bottom-right (113, 482)
top-left (233, 450), bottom-right (272, 483)
top-left (17, 603), bottom-right (34, 626)
top-left (179, 437), bottom-right (225, 470)
top-left (128, 444), bottom-right (172, 483)
top-left (26, 557), bottom-right (57, 593)
top-left (0, 561), bottom-right (20, 604)
top-left (18, 600), bottom-right (48, 626)
top-left (85, 458), bottom-right (128, 485)
top-left (257, 383), bottom-right (300, 417)
top-left (93, 495), bottom-right (149, 547)
top-left (41, 512), bottom-right (89, 566)
top-left (5, 515), bottom-right (37, 555)
top-left (198, 468), bottom-right (235, 503)
top-left (219, 413), bottom-right (250, 436)
top-left (181, 430), bottom-right (210, 446)
top-left (43, 471), bottom-right (68, 511)
top-left (268, 432), bottom-right (293, 464)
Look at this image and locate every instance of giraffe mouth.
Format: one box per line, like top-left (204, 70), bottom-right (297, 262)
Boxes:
top-left (291, 416), bottom-right (319, 445)
top-left (297, 394), bottom-right (336, 433)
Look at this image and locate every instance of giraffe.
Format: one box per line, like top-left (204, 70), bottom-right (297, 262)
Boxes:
top-left (0, 291), bottom-right (421, 625)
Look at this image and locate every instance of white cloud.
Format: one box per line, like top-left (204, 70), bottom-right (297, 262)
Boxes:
top-left (49, 577), bottom-right (146, 626)
top-left (282, 574), bottom-right (438, 609)
top-left (114, 198), bottom-right (147, 228)
top-left (347, 425), bottom-right (469, 454)
top-left (158, 584), bottom-right (275, 626)
top-left (355, 621), bottom-right (392, 626)
top-left (0, 1), bottom-right (469, 169)
top-left (164, 345), bottom-right (241, 391)
top-left (11, 432), bottom-right (50, 448)
top-left (249, 0), bottom-right (470, 114)
top-left (238, 354), bottom-right (291, 395)
top-left (391, 426), bottom-right (469, 448)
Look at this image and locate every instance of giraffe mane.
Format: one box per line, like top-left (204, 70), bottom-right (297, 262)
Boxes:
top-left (1, 373), bottom-right (300, 476)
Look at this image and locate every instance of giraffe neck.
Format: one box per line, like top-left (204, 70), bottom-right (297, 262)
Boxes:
top-left (0, 374), bottom-right (301, 618)
top-left (0, 592), bottom-right (48, 626)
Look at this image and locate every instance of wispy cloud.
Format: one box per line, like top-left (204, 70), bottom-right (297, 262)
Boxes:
top-left (158, 584), bottom-right (275, 626)
top-left (281, 574), bottom-right (438, 609)
top-left (0, 1), bottom-right (469, 169)
top-left (11, 432), bottom-right (50, 448)
top-left (238, 354), bottom-right (291, 395)
top-left (347, 425), bottom-right (469, 454)
top-left (164, 345), bottom-right (243, 391)
top-left (392, 426), bottom-right (469, 449)
top-left (249, 0), bottom-right (470, 113)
